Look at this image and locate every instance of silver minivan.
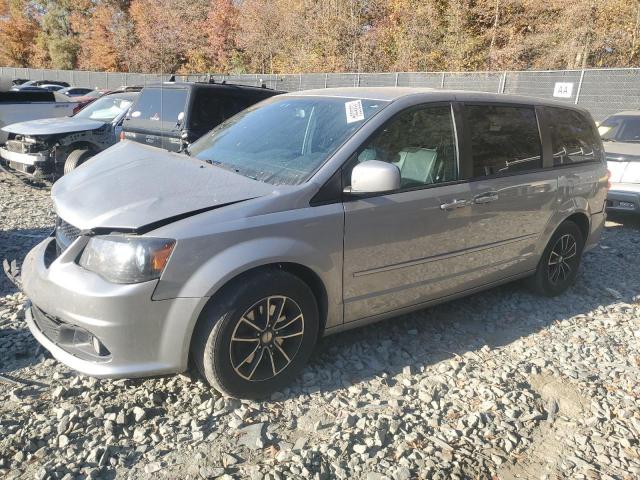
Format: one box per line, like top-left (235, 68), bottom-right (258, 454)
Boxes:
top-left (21, 88), bottom-right (608, 398)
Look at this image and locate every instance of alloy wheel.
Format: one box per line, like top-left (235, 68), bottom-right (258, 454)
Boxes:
top-left (229, 296), bottom-right (305, 382)
top-left (547, 234), bottom-right (578, 286)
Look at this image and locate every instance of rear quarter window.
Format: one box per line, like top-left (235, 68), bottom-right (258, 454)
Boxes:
top-left (546, 107), bottom-right (602, 166)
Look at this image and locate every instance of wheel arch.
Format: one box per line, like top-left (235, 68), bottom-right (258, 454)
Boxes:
top-left (564, 212), bottom-right (590, 242)
top-left (538, 207), bottom-right (591, 258)
top-left (63, 140), bottom-right (101, 154)
top-left (186, 262), bottom-right (330, 359)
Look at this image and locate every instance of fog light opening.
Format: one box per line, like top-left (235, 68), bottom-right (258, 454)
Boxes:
top-left (88, 334), bottom-right (110, 357)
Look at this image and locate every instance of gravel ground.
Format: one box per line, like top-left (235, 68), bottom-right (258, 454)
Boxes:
top-left (1, 169), bottom-right (640, 480)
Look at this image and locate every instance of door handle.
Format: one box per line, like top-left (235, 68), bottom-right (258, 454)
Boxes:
top-left (473, 192), bottom-right (499, 204)
top-left (440, 199), bottom-right (469, 210)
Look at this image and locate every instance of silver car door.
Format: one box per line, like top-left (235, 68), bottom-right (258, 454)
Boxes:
top-left (455, 103), bottom-right (558, 283)
top-left (342, 103), bottom-right (475, 323)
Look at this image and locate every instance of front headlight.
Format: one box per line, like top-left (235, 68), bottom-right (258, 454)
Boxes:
top-left (78, 235), bottom-right (176, 284)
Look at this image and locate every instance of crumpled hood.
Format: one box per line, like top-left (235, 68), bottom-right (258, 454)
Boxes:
top-left (52, 141), bottom-right (277, 231)
top-left (2, 116), bottom-right (106, 136)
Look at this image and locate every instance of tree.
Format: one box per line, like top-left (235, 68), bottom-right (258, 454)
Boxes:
top-left (33, 0), bottom-right (92, 69)
top-left (205, 0), bottom-right (240, 73)
top-left (128, 0), bottom-right (209, 73)
top-left (76, 3), bottom-right (124, 71)
top-left (0, 0), bottom-right (41, 67)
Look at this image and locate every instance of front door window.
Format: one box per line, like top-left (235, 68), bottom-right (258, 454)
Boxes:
top-left (344, 104), bottom-right (458, 190)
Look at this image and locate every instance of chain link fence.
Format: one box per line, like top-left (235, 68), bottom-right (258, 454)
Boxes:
top-left (2, 66), bottom-right (639, 121)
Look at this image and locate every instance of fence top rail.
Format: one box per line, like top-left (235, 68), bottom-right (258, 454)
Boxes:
top-left (3, 66), bottom-right (640, 78)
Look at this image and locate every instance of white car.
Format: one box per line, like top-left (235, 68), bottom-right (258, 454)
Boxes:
top-left (599, 111), bottom-right (640, 213)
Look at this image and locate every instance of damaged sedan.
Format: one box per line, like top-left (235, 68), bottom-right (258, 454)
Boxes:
top-left (0, 91), bottom-right (137, 177)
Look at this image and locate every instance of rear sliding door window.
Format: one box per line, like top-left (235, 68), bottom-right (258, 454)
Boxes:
top-left (466, 105), bottom-right (542, 178)
top-left (546, 107), bottom-right (600, 166)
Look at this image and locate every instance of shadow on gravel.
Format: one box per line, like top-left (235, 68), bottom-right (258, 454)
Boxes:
top-left (0, 227), bottom-right (52, 296)
top-left (607, 211), bottom-right (640, 230)
top-left (0, 324), bottom-right (46, 374)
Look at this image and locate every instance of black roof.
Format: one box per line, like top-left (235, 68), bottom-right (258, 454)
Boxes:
top-left (144, 81), bottom-right (284, 95)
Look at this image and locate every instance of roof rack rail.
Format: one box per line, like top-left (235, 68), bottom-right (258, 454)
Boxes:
top-left (191, 79), bottom-right (276, 91)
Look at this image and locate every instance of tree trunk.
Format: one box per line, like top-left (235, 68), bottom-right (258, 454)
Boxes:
top-left (488, 0), bottom-right (500, 69)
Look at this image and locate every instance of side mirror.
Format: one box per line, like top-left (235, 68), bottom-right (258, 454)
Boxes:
top-left (346, 160), bottom-right (400, 195)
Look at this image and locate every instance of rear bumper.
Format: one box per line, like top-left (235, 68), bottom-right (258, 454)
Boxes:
top-left (22, 237), bottom-right (202, 378)
top-left (607, 186), bottom-right (640, 213)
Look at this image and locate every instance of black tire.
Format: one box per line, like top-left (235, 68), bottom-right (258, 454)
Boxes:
top-left (192, 269), bottom-right (319, 398)
top-left (529, 220), bottom-right (585, 297)
top-left (63, 149), bottom-right (93, 175)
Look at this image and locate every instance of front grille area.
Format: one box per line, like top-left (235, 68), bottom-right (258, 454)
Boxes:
top-left (55, 217), bottom-right (81, 252)
top-left (5, 138), bottom-right (49, 154)
top-left (5, 139), bottom-right (30, 154)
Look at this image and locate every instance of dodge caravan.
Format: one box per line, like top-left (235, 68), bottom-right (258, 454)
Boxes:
top-left (21, 88), bottom-right (608, 398)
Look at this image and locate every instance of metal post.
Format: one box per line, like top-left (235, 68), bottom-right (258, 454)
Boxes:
top-left (499, 71), bottom-right (507, 93)
top-left (575, 69), bottom-right (585, 104)
top-left (395, 72), bottom-right (399, 87)
top-left (299, 73), bottom-right (302, 91)
top-left (324, 73), bottom-right (328, 88)
top-left (356, 73), bottom-right (360, 87)
top-left (440, 72), bottom-right (445, 88)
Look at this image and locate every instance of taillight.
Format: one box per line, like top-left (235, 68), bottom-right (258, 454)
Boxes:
top-left (606, 169), bottom-right (611, 190)
top-left (119, 131), bottom-right (125, 142)
top-left (72, 104), bottom-right (82, 115)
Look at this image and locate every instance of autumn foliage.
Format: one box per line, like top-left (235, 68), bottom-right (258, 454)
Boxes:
top-left (0, 0), bottom-right (638, 74)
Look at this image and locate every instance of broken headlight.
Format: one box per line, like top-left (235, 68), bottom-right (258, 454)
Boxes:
top-left (78, 235), bottom-right (175, 284)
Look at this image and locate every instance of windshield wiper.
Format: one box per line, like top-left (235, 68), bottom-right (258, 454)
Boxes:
top-left (601, 138), bottom-right (617, 142)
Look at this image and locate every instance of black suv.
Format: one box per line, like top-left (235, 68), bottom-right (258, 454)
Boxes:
top-left (121, 82), bottom-right (282, 152)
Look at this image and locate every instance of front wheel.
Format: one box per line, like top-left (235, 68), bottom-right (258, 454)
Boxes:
top-left (529, 220), bottom-right (585, 297)
top-left (192, 269), bottom-right (319, 398)
top-left (63, 149), bottom-right (94, 175)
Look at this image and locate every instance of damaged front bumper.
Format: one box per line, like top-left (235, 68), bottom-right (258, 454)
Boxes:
top-left (21, 236), bottom-right (202, 378)
top-left (0, 146), bottom-right (50, 174)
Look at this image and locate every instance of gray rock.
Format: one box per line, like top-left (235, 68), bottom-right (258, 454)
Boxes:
top-left (237, 422), bottom-right (265, 450)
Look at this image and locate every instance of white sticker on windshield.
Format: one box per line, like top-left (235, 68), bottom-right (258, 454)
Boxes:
top-left (345, 100), bottom-right (365, 124)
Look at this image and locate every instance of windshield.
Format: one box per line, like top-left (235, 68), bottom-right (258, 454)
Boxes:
top-left (189, 96), bottom-right (387, 185)
top-left (75, 95), bottom-right (133, 122)
top-left (600, 115), bottom-right (640, 143)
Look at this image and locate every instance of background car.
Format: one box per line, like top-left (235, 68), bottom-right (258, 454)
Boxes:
top-left (11, 80), bottom-right (70, 91)
top-left (122, 81), bottom-right (282, 152)
top-left (0, 90), bottom-right (78, 144)
top-left (59, 87), bottom-right (95, 97)
top-left (0, 91), bottom-right (138, 177)
top-left (599, 111), bottom-right (640, 214)
top-left (39, 84), bottom-right (65, 92)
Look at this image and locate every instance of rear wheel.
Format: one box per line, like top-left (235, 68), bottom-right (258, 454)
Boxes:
top-left (192, 269), bottom-right (319, 398)
top-left (63, 149), bottom-right (93, 175)
top-left (529, 220), bottom-right (585, 296)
